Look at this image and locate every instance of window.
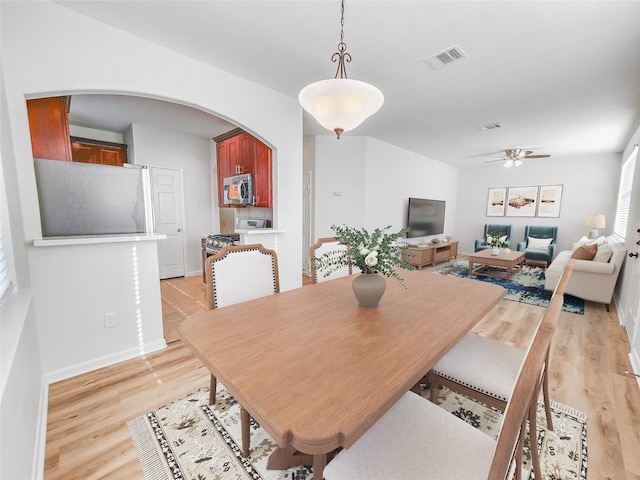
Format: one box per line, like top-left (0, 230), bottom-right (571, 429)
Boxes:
top-left (613, 145), bottom-right (638, 240)
top-left (0, 160), bottom-right (15, 305)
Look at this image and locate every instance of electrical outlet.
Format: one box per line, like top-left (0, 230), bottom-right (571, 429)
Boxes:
top-left (104, 312), bottom-right (116, 328)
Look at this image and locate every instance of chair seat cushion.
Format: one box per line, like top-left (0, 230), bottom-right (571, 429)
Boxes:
top-left (323, 391), bottom-right (496, 480)
top-left (432, 334), bottom-right (525, 402)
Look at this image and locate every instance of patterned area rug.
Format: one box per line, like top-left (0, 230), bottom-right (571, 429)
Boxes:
top-left (128, 383), bottom-right (587, 480)
top-left (432, 261), bottom-right (585, 314)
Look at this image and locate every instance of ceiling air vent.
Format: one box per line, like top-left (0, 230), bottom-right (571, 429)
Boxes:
top-left (478, 123), bottom-right (502, 131)
top-left (423, 45), bottom-right (467, 70)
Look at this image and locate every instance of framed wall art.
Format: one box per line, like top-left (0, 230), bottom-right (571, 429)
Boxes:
top-left (505, 186), bottom-right (539, 217)
top-left (537, 184), bottom-right (563, 217)
top-left (486, 187), bottom-right (507, 216)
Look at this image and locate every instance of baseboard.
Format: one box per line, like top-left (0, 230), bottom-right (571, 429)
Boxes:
top-left (32, 380), bottom-right (49, 480)
top-left (44, 339), bottom-right (167, 384)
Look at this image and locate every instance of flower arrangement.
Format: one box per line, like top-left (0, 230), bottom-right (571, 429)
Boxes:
top-left (482, 232), bottom-right (509, 249)
top-left (313, 224), bottom-right (415, 286)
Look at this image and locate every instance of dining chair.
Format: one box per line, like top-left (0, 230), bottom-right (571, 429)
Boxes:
top-left (204, 243), bottom-right (280, 456)
top-left (425, 260), bottom-right (574, 478)
top-left (310, 236), bottom-right (352, 283)
top-left (323, 295), bottom-right (563, 480)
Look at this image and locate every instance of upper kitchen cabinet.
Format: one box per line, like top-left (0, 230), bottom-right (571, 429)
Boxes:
top-left (27, 96), bottom-right (73, 161)
top-left (215, 130), bottom-right (272, 208)
top-left (70, 137), bottom-right (128, 166)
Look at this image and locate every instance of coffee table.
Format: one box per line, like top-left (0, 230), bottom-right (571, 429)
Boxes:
top-left (468, 249), bottom-right (526, 280)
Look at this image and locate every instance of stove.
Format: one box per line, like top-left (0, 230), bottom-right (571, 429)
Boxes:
top-left (201, 233), bottom-right (240, 282)
top-left (204, 233), bottom-right (240, 255)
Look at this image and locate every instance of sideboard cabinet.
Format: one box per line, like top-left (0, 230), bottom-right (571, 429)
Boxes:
top-left (402, 242), bottom-right (459, 270)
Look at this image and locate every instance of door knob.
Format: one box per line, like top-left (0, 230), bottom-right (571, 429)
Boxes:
top-left (629, 252), bottom-right (639, 258)
top-left (177, 228), bottom-right (182, 232)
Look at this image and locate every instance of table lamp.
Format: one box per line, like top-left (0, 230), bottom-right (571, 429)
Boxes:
top-left (585, 214), bottom-right (605, 239)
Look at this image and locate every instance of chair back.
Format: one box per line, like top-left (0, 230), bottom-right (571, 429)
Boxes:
top-left (310, 237), bottom-right (352, 284)
top-left (552, 259), bottom-right (574, 298)
top-left (205, 244), bottom-right (280, 309)
top-left (484, 224), bottom-right (512, 243)
top-left (487, 294), bottom-right (563, 479)
top-left (524, 225), bottom-right (558, 244)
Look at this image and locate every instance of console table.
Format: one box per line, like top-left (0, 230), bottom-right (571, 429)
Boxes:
top-left (402, 242), bottom-right (459, 269)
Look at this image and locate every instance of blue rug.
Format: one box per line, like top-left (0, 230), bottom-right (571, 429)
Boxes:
top-left (432, 261), bottom-right (584, 315)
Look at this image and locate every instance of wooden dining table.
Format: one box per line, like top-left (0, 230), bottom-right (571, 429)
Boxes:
top-left (179, 269), bottom-right (505, 479)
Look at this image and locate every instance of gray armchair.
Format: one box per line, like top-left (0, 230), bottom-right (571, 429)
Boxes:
top-left (516, 225), bottom-right (558, 266)
top-left (474, 224), bottom-right (512, 252)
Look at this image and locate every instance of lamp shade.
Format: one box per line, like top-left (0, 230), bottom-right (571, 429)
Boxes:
top-left (585, 214), bottom-right (605, 229)
top-left (298, 78), bottom-right (384, 137)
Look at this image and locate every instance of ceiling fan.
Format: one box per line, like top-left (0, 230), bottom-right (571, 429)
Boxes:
top-left (484, 148), bottom-right (551, 168)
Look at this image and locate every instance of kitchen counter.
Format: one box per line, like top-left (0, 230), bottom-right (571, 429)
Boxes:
top-left (235, 228), bottom-right (284, 251)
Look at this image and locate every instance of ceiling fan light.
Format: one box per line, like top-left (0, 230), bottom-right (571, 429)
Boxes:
top-left (514, 159), bottom-right (523, 167)
top-left (299, 78), bottom-right (384, 137)
top-left (504, 159), bottom-right (514, 168)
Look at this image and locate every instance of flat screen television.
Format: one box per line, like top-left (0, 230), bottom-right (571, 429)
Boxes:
top-left (406, 197), bottom-right (445, 238)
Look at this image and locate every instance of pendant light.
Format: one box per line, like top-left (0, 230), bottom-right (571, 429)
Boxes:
top-left (298, 0), bottom-right (384, 139)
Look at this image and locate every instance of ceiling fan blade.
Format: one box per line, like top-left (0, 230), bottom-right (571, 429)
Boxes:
top-left (482, 158), bottom-right (507, 164)
top-left (523, 154), bottom-right (550, 159)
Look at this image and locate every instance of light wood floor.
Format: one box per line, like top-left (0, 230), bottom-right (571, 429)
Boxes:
top-left (45, 267), bottom-right (640, 479)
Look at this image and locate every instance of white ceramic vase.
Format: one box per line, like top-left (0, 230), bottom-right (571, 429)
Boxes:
top-left (491, 247), bottom-right (500, 256)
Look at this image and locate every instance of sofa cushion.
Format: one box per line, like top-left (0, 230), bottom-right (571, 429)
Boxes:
top-left (594, 243), bottom-right (614, 263)
top-left (571, 243), bottom-right (597, 260)
top-left (528, 236), bottom-right (552, 250)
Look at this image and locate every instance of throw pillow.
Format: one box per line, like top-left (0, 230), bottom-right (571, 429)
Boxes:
top-left (593, 244), bottom-right (614, 263)
top-left (527, 236), bottom-right (553, 250)
top-left (571, 243), bottom-right (597, 260)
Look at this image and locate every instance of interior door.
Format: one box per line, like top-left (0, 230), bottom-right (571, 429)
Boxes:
top-left (151, 167), bottom-right (185, 279)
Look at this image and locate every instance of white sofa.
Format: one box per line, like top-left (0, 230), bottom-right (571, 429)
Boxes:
top-left (544, 236), bottom-right (627, 311)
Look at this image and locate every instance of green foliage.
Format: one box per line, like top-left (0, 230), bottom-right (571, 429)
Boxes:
top-left (313, 224), bottom-right (415, 286)
top-left (482, 232), bottom-right (509, 248)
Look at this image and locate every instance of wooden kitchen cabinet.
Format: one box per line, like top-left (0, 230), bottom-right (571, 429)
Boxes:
top-left (215, 129), bottom-right (272, 207)
top-left (26, 96), bottom-right (73, 161)
top-left (71, 137), bottom-right (128, 166)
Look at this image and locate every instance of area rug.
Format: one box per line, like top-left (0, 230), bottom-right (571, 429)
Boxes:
top-left (128, 383), bottom-right (587, 480)
top-left (432, 261), bottom-right (585, 314)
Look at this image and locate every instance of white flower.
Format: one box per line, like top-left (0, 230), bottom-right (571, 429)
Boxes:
top-left (359, 246), bottom-right (370, 256)
top-left (365, 251), bottom-right (378, 267)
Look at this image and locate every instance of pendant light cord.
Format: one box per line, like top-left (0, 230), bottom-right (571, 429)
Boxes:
top-left (332, 0), bottom-right (351, 79)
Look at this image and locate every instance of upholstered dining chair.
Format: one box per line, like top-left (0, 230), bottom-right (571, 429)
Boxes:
top-left (323, 295), bottom-right (564, 480)
top-left (204, 243), bottom-right (280, 456)
top-left (517, 225), bottom-right (558, 266)
top-left (474, 224), bottom-right (513, 252)
top-left (310, 237), bottom-right (352, 284)
top-left (205, 243), bottom-right (280, 389)
top-left (425, 260), bottom-right (574, 480)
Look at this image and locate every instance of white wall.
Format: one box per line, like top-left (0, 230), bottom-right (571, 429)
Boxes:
top-left (308, 135), bottom-right (459, 244)
top-left (1, 2), bottom-right (302, 478)
top-left (456, 153), bottom-right (621, 254)
top-left (128, 123), bottom-right (214, 276)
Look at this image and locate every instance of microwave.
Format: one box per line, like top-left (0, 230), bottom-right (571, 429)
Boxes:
top-left (223, 173), bottom-right (254, 206)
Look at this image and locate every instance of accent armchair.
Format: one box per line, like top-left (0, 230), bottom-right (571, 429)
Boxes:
top-left (474, 224), bottom-right (512, 252)
top-left (517, 225), bottom-right (558, 267)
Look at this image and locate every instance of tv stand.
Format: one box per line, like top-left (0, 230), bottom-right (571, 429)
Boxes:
top-left (402, 242), bottom-right (459, 270)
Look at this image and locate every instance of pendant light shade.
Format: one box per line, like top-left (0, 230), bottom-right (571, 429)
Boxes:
top-left (298, 78), bottom-right (384, 138)
top-left (299, 0), bottom-right (383, 139)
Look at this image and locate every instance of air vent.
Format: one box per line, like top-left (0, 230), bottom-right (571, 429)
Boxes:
top-left (478, 123), bottom-right (502, 131)
top-left (423, 45), bottom-right (467, 70)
